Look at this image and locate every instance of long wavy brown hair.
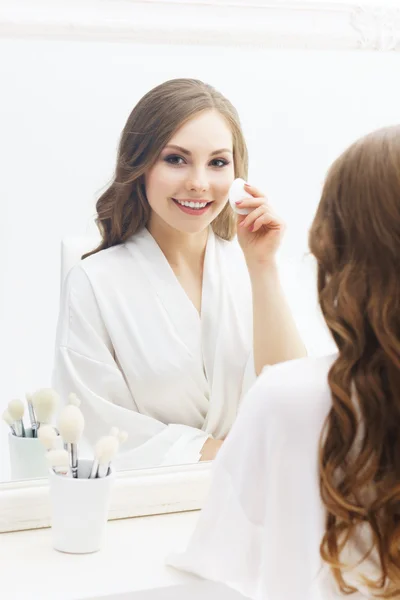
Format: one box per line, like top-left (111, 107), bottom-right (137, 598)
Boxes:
top-left (83, 78), bottom-right (248, 259)
top-left (309, 125), bottom-right (400, 597)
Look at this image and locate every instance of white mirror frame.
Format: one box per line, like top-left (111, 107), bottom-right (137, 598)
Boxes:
top-left (0, 462), bottom-right (212, 533)
top-left (1, 0), bottom-right (399, 534)
top-left (0, 0), bottom-right (400, 51)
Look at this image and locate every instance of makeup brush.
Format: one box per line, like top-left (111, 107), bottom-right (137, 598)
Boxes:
top-left (25, 392), bottom-right (38, 437)
top-left (2, 410), bottom-right (17, 436)
top-left (90, 429), bottom-right (128, 479)
top-left (46, 449), bottom-right (70, 476)
top-left (107, 430), bottom-right (127, 474)
top-left (89, 435), bottom-right (119, 479)
top-left (57, 398), bottom-right (84, 479)
top-left (7, 399), bottom-right (26, 437)
top-left (31, 388), bottom-right (60, 433)
top-left (109, 427), bottom-right (128, 445)
top-left (37, 424), bottom-right (58, 451)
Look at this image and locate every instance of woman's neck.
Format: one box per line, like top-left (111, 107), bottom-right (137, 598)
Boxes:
top-left (147, 217), bottom-right (209, 271)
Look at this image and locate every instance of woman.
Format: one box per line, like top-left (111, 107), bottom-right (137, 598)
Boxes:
top-left (52, 78), bottom-right (306, 469)
top-left (168, 125), bottom-right (400, 598)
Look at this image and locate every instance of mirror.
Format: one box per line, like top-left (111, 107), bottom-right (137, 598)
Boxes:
top-left (2, 1), bottom-right (400, 488)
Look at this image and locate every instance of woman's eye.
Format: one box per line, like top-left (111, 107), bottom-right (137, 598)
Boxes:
top-left (211, 159), bottom-right (229, 168)
top-left (164, 155), bottom-right (185, 166)
top-left (163, 155), bottom-right (229, 168)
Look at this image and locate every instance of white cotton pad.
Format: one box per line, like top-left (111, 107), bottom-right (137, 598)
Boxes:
top-left (228, 178), bottom-right (252, 215)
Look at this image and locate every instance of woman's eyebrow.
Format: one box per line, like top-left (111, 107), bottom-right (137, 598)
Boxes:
top-left (164, 144), bottom-right (233, 156)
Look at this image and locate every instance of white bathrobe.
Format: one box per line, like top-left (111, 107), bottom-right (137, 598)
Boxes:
top-left (52, 227), bottom-right (256, 468)
top-left (168, 354), bottom-right (380, 599)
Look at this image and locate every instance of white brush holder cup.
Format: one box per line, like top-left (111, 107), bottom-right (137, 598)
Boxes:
top-left (8, 428), bottom-right (62, 480)
top-left (49, 458), bottom-right (115, 554)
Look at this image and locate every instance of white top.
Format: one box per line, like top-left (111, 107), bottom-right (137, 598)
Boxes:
top-left (168, 354), bottom-right (380, 599)
top-left (52, 227), bottom-right (255, 469)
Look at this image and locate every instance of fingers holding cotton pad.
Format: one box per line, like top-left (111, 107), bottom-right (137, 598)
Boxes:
top-left (228, 178), bottom-right (252, 215)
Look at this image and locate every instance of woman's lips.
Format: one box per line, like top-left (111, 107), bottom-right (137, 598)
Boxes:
top-left (172, 198), bottom-right (212, 216)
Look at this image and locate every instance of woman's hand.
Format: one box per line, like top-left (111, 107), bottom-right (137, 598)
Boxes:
top-left (236, 183), bottom-right (285, 271)
top-left (200, 438), bottom-right (223, 461)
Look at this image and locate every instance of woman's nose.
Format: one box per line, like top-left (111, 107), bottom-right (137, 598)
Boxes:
top-left (185, 170), bottom-right (209, 193)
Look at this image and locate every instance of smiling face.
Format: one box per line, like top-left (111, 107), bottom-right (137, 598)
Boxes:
top-left (145, 109), bottom-right (235, 236)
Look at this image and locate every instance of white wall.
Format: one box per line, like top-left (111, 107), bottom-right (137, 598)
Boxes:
top-left (1, 31), bottom-right (400, 477)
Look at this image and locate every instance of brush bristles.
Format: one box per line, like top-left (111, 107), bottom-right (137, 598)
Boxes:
top-left (94, 436), bottom-right (119, 465)
top-left (110, 427), bottom-right (127, 444)
top-left (8, 399), bottom-right (25, 420)
top-left (58, 405), bottom-right (84, 443)
top-left (2, 410), bottom-right (14, 426)
top-left (31, 388), bottom-right (59, 423)
top-left (38, 425), bottom-right (58, 450)
top-left (46, 449), bottom-right (69, 468)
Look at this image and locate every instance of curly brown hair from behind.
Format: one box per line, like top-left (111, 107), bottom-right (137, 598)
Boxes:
top-left (82, 78), bottom-right (248, 259)
top-left (309, 125), bottom-right (400, 597)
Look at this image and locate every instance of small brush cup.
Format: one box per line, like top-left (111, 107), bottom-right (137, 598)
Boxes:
top-left (49, 458), bottom-right (115, 554)
top-left (8, 428), bottom-right (62, 480)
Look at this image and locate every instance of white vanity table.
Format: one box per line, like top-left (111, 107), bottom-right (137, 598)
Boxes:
top-left (0, 510), bottom-right (248, 600)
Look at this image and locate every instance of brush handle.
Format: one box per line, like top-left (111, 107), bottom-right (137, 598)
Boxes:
top-left (96, 463), bottom-right (110, 478)
top-left (14, 419), bottom-right (25, 438)
top-left (89, 459), bottom-right (99, 479)
top-left (68, 443), bottom-right (78, 479)
top-left (9, 424), bottom-right (17, 436)
top-left (27, 401), bottom-right (38, 437)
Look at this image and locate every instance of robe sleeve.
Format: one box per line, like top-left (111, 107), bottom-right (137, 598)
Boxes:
top-left (52, 265), bottom-right (211, 469)
top-left (166, 361), bottom-right (329, 600)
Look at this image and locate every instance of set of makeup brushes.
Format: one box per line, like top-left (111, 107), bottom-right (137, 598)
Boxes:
top-left (2, 389), bottom-right (127, 479)
top-left (2, 389), bottom-right (59, 438)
